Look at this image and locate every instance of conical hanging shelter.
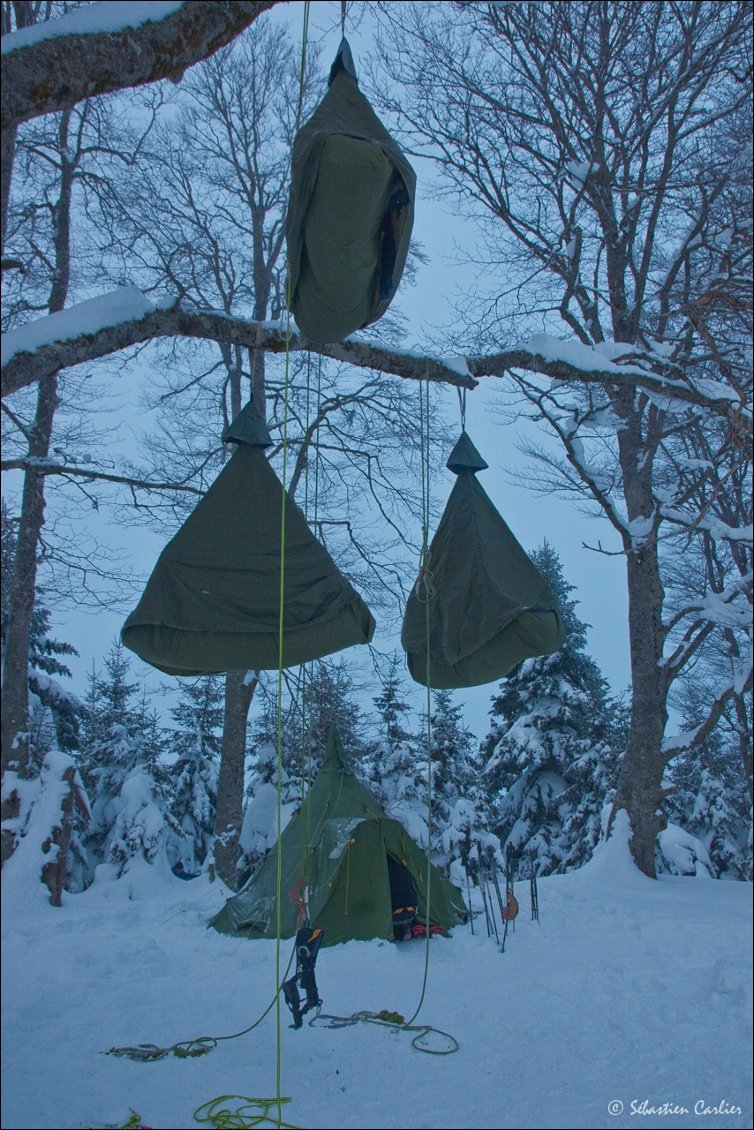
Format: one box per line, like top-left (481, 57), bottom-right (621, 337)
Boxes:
top-left (121, 406), bottom-right (375, 676)
top-left (210, 728), bottom-right (468, 946)
top-left (401, 432), bottom-right (566, 689)
top-left (286, 38), bottom-right (416, 344)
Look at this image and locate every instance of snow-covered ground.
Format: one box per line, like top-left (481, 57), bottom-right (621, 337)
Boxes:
top-left (1, 824), bottom-right (751, 1130)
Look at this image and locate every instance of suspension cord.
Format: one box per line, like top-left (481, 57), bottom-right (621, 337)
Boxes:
top-left (407, 373), bottom-right (434, 1027)
top-left (274, 3), bottom-right (310, 1120)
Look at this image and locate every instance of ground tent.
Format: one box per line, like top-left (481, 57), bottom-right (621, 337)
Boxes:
top-left (210, 729), bottom-right (468, 946)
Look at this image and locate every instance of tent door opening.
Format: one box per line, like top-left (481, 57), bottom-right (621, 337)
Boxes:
top-left (387, 852), bottom-right (417, 941)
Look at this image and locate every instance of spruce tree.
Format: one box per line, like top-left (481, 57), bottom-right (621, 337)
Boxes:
top-left (660, 682), bottom-right (751, 879)
top-left (426, 690), bottom-right (488, 871)
top-left (167, 676), bottom-right (223, 873)
top-left (482, 542), bottom-right (622, 875)
top-left (80, 643), bottom-right (177, 875)
top-left (362, 658), bottom-right (427, 847)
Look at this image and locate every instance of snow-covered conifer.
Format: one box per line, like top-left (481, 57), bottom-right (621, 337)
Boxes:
top-left (80, 643), bottom-right (177, 875)
top-left (167, 676), bottom-right (222, 873)
top-left (482, 543), bottom-right (623, 874)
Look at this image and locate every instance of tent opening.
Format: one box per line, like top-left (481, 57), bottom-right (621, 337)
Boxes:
top-left (387, 852), bottom-right (417, 941)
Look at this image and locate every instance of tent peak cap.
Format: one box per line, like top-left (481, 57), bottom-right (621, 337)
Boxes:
top-left (446, 430), bottom-right (489, 475)
top-left (329, 37), bottom-right (358, 86)
top-left (222, 401), bottom-right (272, 448)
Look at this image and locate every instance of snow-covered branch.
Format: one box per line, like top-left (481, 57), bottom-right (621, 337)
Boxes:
top-left (662, 666), bottom-right (753, 759)
top-left (5, 290), bottom-right (752, 427)
top-left (0, 287), bottom-right (477, 398)
top-left (467, 336), bottom-right (751, 427)
top-left (1, 1), bottom-right (282, 132)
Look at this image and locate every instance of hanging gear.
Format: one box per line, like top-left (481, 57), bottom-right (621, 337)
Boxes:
top-left (402, 430), bottom-right (567, 689)
top-left (530, 867), bottom-right (540, 922)
top-left (501, 846), bottom-right (519, 952)
top-left (282, 927), bottom-right (324, 1029)
top-left (286, 38), bottom-right (416, 343)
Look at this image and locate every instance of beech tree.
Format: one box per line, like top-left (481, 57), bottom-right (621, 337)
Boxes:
top-left (372, 0), bottom-right (752, 875)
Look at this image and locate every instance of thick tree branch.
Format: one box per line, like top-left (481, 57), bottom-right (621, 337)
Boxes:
top-left (1, 298), bottom-right (477, 397)
top-left (1, 1), bottom-right (282, 132)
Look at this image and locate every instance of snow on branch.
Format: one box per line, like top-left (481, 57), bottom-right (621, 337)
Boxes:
top-left (1, 1), bottom-right (281, 131)
top-left (0, 288), bottom-right (477, 397)
top-left (2, 292), bottom-right (750, 425)
top-left (662, 666), bottom-right (752, 758)
top-left (467, 334), bottom-right (751, 429)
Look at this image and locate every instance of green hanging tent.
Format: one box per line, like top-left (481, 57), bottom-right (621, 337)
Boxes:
top-left (121, 403), bottom-right (375, 676)
top-left (401, 431), bottom-right (566, 689)
top-left (286, 38), bottom-right (416, 344)
top-left (210, 729), bottom-right (468, 946)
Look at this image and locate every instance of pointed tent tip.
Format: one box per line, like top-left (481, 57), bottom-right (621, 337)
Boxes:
top-left (328, 37), bottom-right (358, 86)
top-left (322, 726), bottom-right (353, 774)
top-left (446, 431), bottom-right (489, 475)
top-left (222, 401), bottom-right (272, 448)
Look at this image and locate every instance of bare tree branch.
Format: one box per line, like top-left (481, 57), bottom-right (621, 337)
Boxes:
top-left (0, 456), bottom-right (205, 495)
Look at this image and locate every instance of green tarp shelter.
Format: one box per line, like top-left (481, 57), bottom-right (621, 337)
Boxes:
top-left (401, 431), bottom-right (566, 689)
top-left (121, 404), bottom-right (375, 676)
top-left (210, 729), bottom-right (468, 946)
top-left (286, 38), bottom-right (416, 344)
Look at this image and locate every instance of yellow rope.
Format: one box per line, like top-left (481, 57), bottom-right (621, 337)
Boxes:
top-left (194, 1095), bottom-right (299, 1129)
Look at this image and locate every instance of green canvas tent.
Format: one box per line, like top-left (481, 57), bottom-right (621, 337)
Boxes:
top-left (286, 38), bottom-right (416, 344)
top-left (210, 729), bottom-right (468, 946)
top-left (121, 405), bottom-right (375, 676)
top-left (401, 431), bottom-right (566, 689)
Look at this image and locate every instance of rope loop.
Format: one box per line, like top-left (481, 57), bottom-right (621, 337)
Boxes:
top-left (310, 1010), bottom-right (458, 1056)
top-left (194, 1095), bottom-right (300, 1130)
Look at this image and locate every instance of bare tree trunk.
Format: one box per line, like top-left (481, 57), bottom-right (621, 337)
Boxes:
top-left (614, 544), bottom-right (669, 876)
top-left (2, 113), bottom-right (71, 865)
top-left (1, 375), bottom-right (58, 781)
top-left (214, 670), bottom-right (258, 887)
top-left (611, 403), bottom-right (669, 876)
top-left (40, 764), bottom-right (84, 907)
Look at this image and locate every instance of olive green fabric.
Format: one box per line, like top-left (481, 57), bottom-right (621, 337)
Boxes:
top-left (210, 729), bottom-right (468, 946)
top-left (402, 432), bottom-right (566, 689)
top-left (121, 444), bottom-right (375, 676)
top-left (286, 38), bottom-right (416, 344)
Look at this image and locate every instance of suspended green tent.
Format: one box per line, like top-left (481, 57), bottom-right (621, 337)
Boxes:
top-left (210, 729), bottom-right (468, 946)
top-left (401, 431), bottom-right (566, 689)
top-left (121, 403), bottom-right (375, 676)
top-left (286, 38), bottom-right (416, 344)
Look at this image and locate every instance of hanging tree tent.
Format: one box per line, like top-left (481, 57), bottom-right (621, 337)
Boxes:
top-left (286, 37), bottom-right (416, 344)
top-left (210, 728), bottom-right (468, 946)
top-left (402, 430), bottom-right (567, 689)
top-left (121, 402), bottom-right (375, 675)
